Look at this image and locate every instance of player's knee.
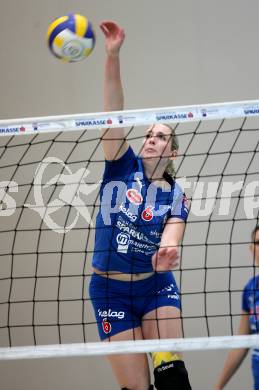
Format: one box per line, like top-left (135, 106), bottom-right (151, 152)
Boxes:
top-left (154, 360), bottom-right (191, 390)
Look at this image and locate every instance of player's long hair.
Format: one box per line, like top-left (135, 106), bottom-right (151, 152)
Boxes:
top-left (251, 225), bottom-right (259, 242)
top-left (164, 125), bottom-right (179, 178)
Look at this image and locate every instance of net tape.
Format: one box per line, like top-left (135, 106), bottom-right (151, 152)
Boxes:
top-left (1, 335), bottom-right (259, 360)
top-left (1, 99), bottom-right (259, 135)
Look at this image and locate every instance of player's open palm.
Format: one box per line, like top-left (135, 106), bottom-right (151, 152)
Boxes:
top-left (152, 246), bottom-right (180, 271)
top-left (100, 21), bottom-right (125, 55)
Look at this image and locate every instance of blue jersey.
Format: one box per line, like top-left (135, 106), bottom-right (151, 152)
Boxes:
top-left (92, 146), bottom-right (189, 273)
top-left (242, 275), bottom-right (259, 362)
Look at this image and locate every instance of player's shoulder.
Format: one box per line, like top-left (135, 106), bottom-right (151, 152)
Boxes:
top-left (244, 275), bottom-right (259, 292)
top-left (106, 145), bottom-right (136, 163)
top-left (103, 145), bottom-right (137, 180)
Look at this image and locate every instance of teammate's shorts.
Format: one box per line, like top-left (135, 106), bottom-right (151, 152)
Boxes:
top-left (89, 271), bottom-right (181, 340)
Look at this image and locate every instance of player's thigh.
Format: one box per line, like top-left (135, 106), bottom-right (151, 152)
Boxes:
top-left (106, 327), bottom-right (151, 390)
top-left (141, 306), bottom-right (182, 339)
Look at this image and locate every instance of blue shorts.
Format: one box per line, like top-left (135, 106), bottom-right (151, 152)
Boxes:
top-left (89, 271), bottom-right (181, 340)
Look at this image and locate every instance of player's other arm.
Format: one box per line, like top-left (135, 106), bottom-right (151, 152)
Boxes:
top-left (152, 218), bottom-right (185, 272)
top-left (100, 21), bottom-right (129, 161)
top-left (214, 312), bottom-right (251, 390)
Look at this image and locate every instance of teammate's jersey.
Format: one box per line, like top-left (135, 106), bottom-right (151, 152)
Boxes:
top-left (242, 275), bottom-right (259, 362)
top-left (92, 146), bottom-right (189, 273)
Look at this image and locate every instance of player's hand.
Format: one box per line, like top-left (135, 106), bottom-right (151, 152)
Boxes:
top-left (100, 21), bottom-right (125, 56)
top-left (152, 246), bottom-right (180, 271)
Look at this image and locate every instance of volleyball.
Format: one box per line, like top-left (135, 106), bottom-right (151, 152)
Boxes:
top-left (47, 14), bottom-right (95, 62)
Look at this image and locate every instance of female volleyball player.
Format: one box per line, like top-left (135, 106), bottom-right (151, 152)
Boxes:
top-left (214, 225), bottom-right (259, 390)
top-left (89, 21), bottom-right (192, 390)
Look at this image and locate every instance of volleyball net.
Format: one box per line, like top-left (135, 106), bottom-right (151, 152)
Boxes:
top-left (0, 100), bottom-right (259, 360)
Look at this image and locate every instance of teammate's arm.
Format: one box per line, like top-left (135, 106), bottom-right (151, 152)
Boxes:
top-left (214, 312), bottom-right (251, 390)
top-left (100, 21), bottom-right (129, 161)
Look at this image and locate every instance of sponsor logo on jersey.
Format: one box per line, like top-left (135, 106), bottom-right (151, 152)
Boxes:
top-left (116, 219), bottom-right (155, 245)
top-left (116, 232), bottom-right (130, 246)
top-left (126, 189), bottom-right (143, 205)
top-left (116, 232), bottom-right (130, 253)
top-left (150, 230), bottom-right (162, 239)
top-left (141, 206), bottom-right (153, 221)
top-left (119, 204), bottom-right (137, 222)
top-left (102, 318), bottom-right (112, 334)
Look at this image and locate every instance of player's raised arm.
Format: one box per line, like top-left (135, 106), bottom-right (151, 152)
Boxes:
top-left (100, 21), bottom-right (128, 161)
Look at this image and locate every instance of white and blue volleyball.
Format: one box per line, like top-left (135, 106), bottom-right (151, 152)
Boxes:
top-left (47, 14), bottom-right (95, 62)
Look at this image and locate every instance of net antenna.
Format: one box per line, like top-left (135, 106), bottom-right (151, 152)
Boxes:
top-left (0, 100), bottom-right (259, 360)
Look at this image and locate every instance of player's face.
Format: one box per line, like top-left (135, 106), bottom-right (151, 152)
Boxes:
top-left (250, 230), bottom-right (259, 265)
top-left (141, 124), bottom-right (177, 161)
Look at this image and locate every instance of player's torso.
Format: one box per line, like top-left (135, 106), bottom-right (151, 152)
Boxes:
top-left (246, 284), bottom-right (259, 334)
top-left (98, 168), bottom-right (173, 257)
